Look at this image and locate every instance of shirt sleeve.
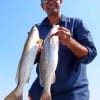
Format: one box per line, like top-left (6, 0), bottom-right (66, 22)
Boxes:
top-left (73, 18), bottom-right (97, 64)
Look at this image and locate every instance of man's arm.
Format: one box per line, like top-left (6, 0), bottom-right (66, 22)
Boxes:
top-left (54, 24), bottom-right (97, 64)
top-left (65, 37), bottom-right (88, 59)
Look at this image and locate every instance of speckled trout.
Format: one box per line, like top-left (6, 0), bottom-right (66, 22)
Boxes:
top-left (4, 26), bottom-right (41, 100)
top-left (39, 25), bottom-right (59, 100)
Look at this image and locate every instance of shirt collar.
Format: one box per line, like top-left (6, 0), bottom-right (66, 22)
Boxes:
top-left (40, 14), bottom-right (67, 27)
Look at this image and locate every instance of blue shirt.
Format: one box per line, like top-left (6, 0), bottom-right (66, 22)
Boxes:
top-left (29, 15), bottom-right (97, 100)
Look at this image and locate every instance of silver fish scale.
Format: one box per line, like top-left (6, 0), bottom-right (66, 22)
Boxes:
top-left (39, 25), bottom-right (59, 100)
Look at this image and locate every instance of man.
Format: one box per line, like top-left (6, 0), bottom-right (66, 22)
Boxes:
top-left (28, 0), bottom-right (97, 100)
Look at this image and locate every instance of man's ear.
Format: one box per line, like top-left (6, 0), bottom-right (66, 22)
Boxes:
top-left (60, 0), bottom-right (63, 4)
top-left (41, 3), bottom-right (44, 10)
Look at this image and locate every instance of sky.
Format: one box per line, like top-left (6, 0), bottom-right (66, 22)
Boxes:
top-left (0, 0), bottom-right (100, 100)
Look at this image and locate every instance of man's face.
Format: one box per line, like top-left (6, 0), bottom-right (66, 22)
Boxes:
top-left (41, 0), bottom-right (62, 16)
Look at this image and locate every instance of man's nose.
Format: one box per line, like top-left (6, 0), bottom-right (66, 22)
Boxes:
top-left (47, 1), bottom-right (55, 5)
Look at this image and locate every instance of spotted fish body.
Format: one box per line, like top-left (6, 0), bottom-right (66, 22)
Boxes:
top-left (39, 25), bottom-right (59, 100)
top-left (4, 26), bottom-right (40, 100)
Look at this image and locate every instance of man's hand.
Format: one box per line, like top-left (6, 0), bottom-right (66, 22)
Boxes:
top-left (50, 27), bottom-right (88, 59)
top-left (37, 39), bottom-right (43, 52)
top-left (51, 27), bottom-right (71, 46)
top-left (34, 39), bottom-right (43, 63)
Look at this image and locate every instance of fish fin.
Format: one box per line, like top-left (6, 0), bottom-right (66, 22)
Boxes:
top-left (51, 72), bottom-right (56, 84)
top-left (39, 74), bottom-right (44, 87)
top-left (15, 60), bottom-right (21, 84)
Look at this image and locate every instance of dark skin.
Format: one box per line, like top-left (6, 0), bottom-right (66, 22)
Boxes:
top-left (39, 0), bottom-right (88, 59)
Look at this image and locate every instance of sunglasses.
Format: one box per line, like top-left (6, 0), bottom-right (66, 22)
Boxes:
top-left (41, 0), bottom-right (58, 4)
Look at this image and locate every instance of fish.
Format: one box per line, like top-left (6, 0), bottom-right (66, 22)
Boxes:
top-left (4, 26), bottom-right (41, 100)
top-left (39, 25), bottom-right (59, 100)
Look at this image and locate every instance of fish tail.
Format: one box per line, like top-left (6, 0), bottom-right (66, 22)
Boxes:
top-left (4, 89), bottom-right (23, 100)
top-left (40, 91), bottom-right (52, 100)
